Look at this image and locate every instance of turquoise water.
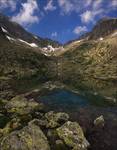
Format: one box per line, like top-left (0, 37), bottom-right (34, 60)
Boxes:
top-left (39, 89), bottom-right (117, 114)
top-left (40, 89), bottom-right (88, 106)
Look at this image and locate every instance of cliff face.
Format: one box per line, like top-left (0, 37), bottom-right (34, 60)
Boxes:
top-left (88, 18), bottom-right (117, 40)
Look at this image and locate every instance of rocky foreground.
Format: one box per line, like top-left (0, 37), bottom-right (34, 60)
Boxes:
top-left (0, 95), bottom-right (92, 150)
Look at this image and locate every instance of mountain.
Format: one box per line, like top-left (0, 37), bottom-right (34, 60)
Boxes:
top-left (68, 18), bottom-right (117, 43)
top-left (88, 18), bottom-right (117, 40)
top-left (0, 13), bottom-right (117, 102)
top-left (0, 13), bottom-right (60, 48)
top-left (57, 18), bottom-right (117, 100)
top-left (0, 13), bottom-right (58, 99)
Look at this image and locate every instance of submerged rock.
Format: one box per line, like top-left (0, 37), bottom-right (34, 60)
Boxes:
top-left (5, 95), bottom-right (44, 115)
top-left (45, 111), bottom-right (69, 128)
top-left (57, 121), bottom-right (90, 150)
top-left (94, 115), bottom-right (105, 128)
top-left (0, 121), bottom-right (50, 150)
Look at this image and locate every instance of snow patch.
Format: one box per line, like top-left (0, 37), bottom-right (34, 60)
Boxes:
top-left (6, 36), bottom-right (15, 41)
top-left (18, 39), bottom-right (38, 48)
top-left (34, 35), bottom-right (38, 39)
top-left (42, 45), bottom-right (64, 56)
top-left (99, 37), bottom-right (103, 41)
top-left (1, 27), bottom-right (8, 33)
top-left (111, 31), bottom-right (117, 37)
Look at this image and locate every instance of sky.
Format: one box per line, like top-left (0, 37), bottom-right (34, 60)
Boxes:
top-left (0, 0), bottom-right (117, 43)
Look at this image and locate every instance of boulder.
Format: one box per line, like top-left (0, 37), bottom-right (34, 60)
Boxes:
top-left (94, 115), bottom-right (105, 128)
top-left (0, 122), bottom-right (50, 150)
top-left (1, 117), bottom-right (22, 136)
top-left (5, 95), bottom-right (44, 116)
top-left (45, 111), bottom-right (69, 128)
top-left (57, 121), bottom-right (90, 150)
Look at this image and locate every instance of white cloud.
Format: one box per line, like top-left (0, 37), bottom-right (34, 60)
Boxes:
top-left (51, 32), bottom-right (58, 37)
top-left (12, 0), bottom-right (39, 26)
top-left (92, 0), bottom-right (103, 10)
top-left (85, 0), bottom-right (92, 7)
top-left (44, 0), bottom-right (56, 12)
top-left (80, 8), bottom-right (104, 24)
top-left (80, 10), bottom-right (94, 23)
top-left (0, 0), bottom-right (17, 11)
top-left (57, 0), bottom-right (94, 15)
top-left (58, 0), bottom-right (88, 15)
top-left (73, 26), bottom-right (87, 35)
top-left (111, 0), bottom-right (117, 8)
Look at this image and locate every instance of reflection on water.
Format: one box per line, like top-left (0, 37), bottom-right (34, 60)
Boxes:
top-left (38, 89), bottom-right (117, 150)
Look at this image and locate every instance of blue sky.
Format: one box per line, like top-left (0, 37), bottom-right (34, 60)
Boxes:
top-left (0, 0), bottom-right (117, 43)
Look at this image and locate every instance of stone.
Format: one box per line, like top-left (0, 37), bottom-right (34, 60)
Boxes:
top-left (5, 95), bottom-right (44, 116)
top-left (28, 118), bottom-right (48, 127)
top-left (45, 111), bottom-right (69, 128)
top-left (57, 121), bottom-right (90, 150)
top-left (1, 117), bottom-right (22, 135)
top-left (94, 115), bottom-right (105, 128)
top-left (0, 121), bottom-right (50, 150)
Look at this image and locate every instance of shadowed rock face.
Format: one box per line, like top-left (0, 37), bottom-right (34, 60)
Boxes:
top-left (0, 122), bottom-right (50, 150)
top-left (88, 18), bottom-right (117, 40)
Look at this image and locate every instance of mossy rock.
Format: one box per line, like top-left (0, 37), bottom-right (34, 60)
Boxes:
top-left (45, 111), bottom-right (69, 128)
top-left (57, 121), bottom-right (90, 150)
top-left (5, 95), bottom-right (44, 116)
top-left (0, 121), bottom-right (50, 150)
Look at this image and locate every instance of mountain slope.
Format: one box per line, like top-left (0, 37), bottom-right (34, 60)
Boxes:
top-left (57, 19), bottom-right (117, 100)
top-left (0, 13), bottom-right (60, 48)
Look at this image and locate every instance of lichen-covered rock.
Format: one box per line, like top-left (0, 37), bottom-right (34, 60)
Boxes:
top-left (28, 118), bottom-right (48, 127)
top-left (5, 95), bottom-right (44, 115)
top-left (45, 111), bottom-right (69, 128)
top-left (0, 122), bottom-right (50, 150)
top-left (94, 115), bottom-right (105, 128)
top-left (57, 121), bottom-right (90, 150)
top-left (1, 117), bottom-right (22, 136)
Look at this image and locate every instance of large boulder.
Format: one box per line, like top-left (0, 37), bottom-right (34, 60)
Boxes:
top-left (45, 111), bottom-right (69, 128)
top-left (57, 121), bottom-right (90, 150)
top-left (5, 95), bottom-right (44, 115)
top-left (0, 122), bottom-right (50, 150)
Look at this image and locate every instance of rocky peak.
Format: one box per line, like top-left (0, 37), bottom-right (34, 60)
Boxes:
top-left (88, 18), bottom-right (117, 40)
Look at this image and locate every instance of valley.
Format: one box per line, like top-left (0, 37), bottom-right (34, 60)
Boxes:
top-left (0, 13), bottom-right (117, 150)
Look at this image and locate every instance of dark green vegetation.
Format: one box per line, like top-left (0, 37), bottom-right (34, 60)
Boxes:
top-left (0, 38), bottom-right (57, 99)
